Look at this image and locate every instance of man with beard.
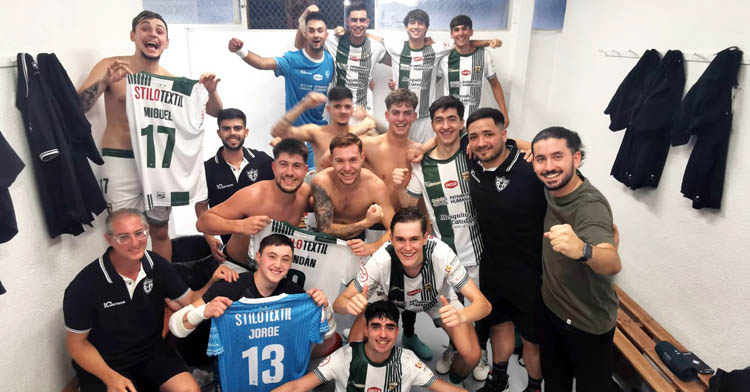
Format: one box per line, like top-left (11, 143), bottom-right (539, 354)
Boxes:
top-left (229, 11), bottom-right (333, 167)
top-left (272, 300), bottom-right (467, 392)
top-left (271, 87), bottom-right (376, 171)
top-left (311, 132), bottom-right (394, 257)
top-left (465, 108), bottom-right (546, 392)
top-left (196, 108), bottom-right (274, 262)
top-left (78, 10), bottom-right (223, 261)
top-left (531, 127), bottom-right (622, 392)
top-left (196, 139), bottom-right (311, 271)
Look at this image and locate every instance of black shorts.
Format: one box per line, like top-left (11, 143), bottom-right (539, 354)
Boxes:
top-left (483, 292), bottom-right (542, 344)
top-left (73, 341), bottom-right (188, 392)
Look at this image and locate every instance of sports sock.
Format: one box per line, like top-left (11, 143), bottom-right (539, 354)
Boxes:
top-left (402, 310), bottom-right (416, 337)
top-left (527, 375), bottom-right (543, 390)
top-left (492, 361), bottom-right (509, 378)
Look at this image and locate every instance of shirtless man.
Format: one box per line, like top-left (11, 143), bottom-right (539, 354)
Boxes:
top-left (196, 139), bottom-right (310, 269)
top-left (77, 10), bottom-right (222, 260)
top-left (311, 133), bottom-right (394, 257)
top-left (271, 87), bottom-right (376, 170)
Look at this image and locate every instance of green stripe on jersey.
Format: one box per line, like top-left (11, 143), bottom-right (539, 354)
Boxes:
top-left (347, 342), bottom-right (369, 391)
top-left (398, 41), bottom-right (412, 89)
top-left (170, 191), bottom-right (189, 206)
top-left (448, 50), bottom-right (461, 97)
top-left (422, 158), bottom-right (457, 252)
top-left (335, 34), bottom-right (351, 87)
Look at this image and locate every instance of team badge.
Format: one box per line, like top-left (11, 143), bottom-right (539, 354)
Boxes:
top-left (246, 168), bottom-right (259, 182)
top-left (474, 65), bottom-right (482, 73)
top-left (143, 278), bottom-right (153, 294)
top-left (461, 171), bottom-right (470, 182)
top-left (388, 382), bottom-right (399, 391)
top-left (445, 264), bottom-right (453, 273)
top-left (415, 361), bottom-right (424, 368)
top-left (495, 176), bottom-right (510, 192)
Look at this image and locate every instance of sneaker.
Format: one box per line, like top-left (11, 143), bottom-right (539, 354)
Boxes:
top-left (342, 328), bottom-right (350, 342)
top-left (477, 371), bottom-right (509, 392)
top-left (472, 349), bottom-right (490, 381)
top-left (402, 334), bottom-right (433, 360)
top-left (518, 349), bottom-right (526, 368)
top-left (435, 345), bottom-right (458, 374)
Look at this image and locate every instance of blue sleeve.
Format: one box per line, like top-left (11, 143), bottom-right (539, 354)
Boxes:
top-left (206, 319), bottom-right (225, 356)
top-left (308, 298), bottom-right (327, 345)
top-left (274, 51), bottom-right (293, 77)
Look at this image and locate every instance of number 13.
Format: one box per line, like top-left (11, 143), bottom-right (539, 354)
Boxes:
top-left (242, 344), bottom-right (284, 385)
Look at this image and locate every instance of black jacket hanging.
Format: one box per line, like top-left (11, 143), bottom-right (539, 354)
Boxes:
top-left (609, 50), bottom-right (686, 189)
top-left (604, 49), bottom-right (661, 131)
top-left (672, 47), bottom-right (742, 210)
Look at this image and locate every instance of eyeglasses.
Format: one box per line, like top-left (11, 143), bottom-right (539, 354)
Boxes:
top-left (114, 229), bottom-right (149, 245)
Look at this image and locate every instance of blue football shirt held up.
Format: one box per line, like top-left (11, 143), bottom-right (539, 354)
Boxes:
top-left (274, 49), bottom-right (334, 127)
top-left (207, 293), bottom-right (328, 392)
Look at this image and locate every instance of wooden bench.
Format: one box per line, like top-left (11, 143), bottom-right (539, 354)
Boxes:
top-left (613, 284), bottom-right (711, 391)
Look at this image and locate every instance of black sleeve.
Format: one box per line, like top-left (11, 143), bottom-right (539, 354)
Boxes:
top-left (0, 132), bottom-right (24, 188)
top-left (63, 274), bottom-right (94, 333)
top-left (15, 53), bottom-right (60, 163)
top-left (203, 273), bottom-right (254, 302)
top-left (150, 252), bottom-right (190, 301)
top-left (204, 160), bottom-right (217, 206)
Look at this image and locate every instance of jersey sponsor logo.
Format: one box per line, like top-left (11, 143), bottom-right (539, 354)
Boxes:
top-left (103, 300), bottom-right (126, 309)
top-left (495, 176), bottom-right (510, 192)
top-left (157, 192), bottom-right (166, 200)
top-left (367, 387), bottom-right (382, 392)
top-left (349, 56), bottom-right (360, 61)
top-left (407, 288), bottom-right (422, 296)
top-left (246, 168), bottom-right (259, 182)
top-left (313, 74), bottom-right (323, 81)
top-left (431, 196), bottom-right (447, 207)
top-left (470, 169), bottom-right (481, 183)
top-left (143, 278), bottom-right (154, 294)
top-left (413, 56), bottom-right (424, 62)
top-left (461, 69), bottom-right (471, 76)
top-left (216, 183), bottom-right (234, 190)
top-left (444, 180), bottom-right (458, 189)
top-left (133, 86), bottom-right (185, 107)
top-left (425, 181), bottom-right (441, 187)
top-left (300, 70), bottom-right (312, 75)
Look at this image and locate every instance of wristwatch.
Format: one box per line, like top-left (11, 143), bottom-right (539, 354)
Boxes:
top-left (577, 242), bottom-right (592, 262)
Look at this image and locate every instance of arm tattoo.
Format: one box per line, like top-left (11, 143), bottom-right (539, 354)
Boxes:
top-left (312, 184), bottom-right (334, 231)
top-left (312, 184), bottom-right (367, 239)
top-left (78, 84), bottom-right (99, 112)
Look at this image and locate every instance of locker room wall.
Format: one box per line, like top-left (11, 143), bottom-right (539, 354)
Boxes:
top-left (518, 0), bottom-right (750, 370)
top-left (0, 1), bottom-right (143, 390)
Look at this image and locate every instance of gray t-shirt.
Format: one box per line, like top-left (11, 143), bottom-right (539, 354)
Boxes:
top-left (541, 174), bottom-right (618, 335)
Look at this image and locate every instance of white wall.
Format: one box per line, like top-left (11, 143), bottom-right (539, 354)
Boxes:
top-left (520, 0), bottom-right (750, 370)
top-left (0, 1), bottom-right (143, 390)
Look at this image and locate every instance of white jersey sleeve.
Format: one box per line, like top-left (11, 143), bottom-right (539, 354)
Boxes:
top-left (402, 349), bottom-right (438, 387)
top-left (432, 239), bottom-right (471, 293)
top-left (313, 344), bottom-right (351, 385)
top-left (354, 244), bottom-right (391, 298)
top-left (406, 161), bottom-right (424, 198)
top-left (484, 48), bottom-right (498, 80)
top-left (439, 55), bottom-right (449, 95)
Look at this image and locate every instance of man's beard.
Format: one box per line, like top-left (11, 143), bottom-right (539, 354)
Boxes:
top-left (478, 144), bottom-right (504, 164)
top-left (222, 138), bottom-right (245, 151)
top-left (140, 51), bottom-right (161, 61)
top-left (274, 177), bottom-right (302, 194)
top-left (542, 165), bottom-right (576, 191)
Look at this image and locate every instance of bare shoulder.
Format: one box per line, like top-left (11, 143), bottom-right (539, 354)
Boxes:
top-left (362, 168), bottom-right (387, 190)
top-left (311, 168), bottom-right (334, 186)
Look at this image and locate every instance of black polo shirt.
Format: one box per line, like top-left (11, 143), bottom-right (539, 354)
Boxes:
top-left (203, 272), bottom-right (304, 302)
top-left (468, 140), bottom-right (547, 307)
top-left (204, 147), bottom-right (273, 243)
top-left (63, 248), bottom-right (189, 369)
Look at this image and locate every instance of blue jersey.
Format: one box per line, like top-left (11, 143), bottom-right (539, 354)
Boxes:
top-left (274, 49), bottom-right (334, 126)
top-left (207, 293), bottom-right (328, 392)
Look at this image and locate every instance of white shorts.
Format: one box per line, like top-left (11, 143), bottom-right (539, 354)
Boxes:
top-left (409, 117), bottom-right (434, 144)
top-left (101, 149), bottom-right (171, 224)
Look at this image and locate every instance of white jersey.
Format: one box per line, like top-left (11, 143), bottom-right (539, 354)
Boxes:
top-left (252, 220), bottom-right (363, 303)
top-left (314, 342), bottom-right (436, 392)
top-left (406, 144), bottom-right (483, 267)
top-left (126, 72), bottom-right (209, 208)
top-left (438, 48), bottom-right (497, 120)
top-left (386, 40), bottom-right (453, 119)
top-left (355, 238), bottom-right (470, 313)
top-left (325, 34), bottom-right (387, 113)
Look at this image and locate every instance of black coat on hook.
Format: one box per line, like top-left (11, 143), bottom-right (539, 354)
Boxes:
top-left (672, 46), bottom-right (743, 210)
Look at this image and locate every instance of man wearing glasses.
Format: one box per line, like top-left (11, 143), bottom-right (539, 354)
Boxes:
top-left (63, 208), bottom-right (237, 392)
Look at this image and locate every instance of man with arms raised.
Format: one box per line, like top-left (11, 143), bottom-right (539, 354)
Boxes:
top-left (334, 207), bottom-right (492, 386)
top-left (311, 132), bottom-right (393, 257)
top-left (229, 11), bottom-right (333, 167)
top-left (196, 139), bottom-right (310, 270)
top-left (466, 108), bottom-right (546, 392)
top-left (63, 209), bottom-right (236, 392)
top-left (295, 2), bottom-right (389, 115)
top-left (271, 88), bottom-right (376, 171)
top-left (273, 300), bottom-right (467, 392)
top-left (197, 108), bottom-right (274, 262)
top-left (78, 11), bottom-right (222, 261)
top-left (531, 127), bottom-right (622, 392)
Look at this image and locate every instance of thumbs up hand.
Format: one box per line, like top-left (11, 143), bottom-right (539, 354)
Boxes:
top-left (438, 295), bottom-right (464, 328)
top-left (346, 284), bottom-right (369, 316)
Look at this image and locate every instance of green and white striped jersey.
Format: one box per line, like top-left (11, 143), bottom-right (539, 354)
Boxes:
top-left (386, 40), bottom-right (453, 118)
top-left (438, 47), bottom-right (497, 121)
top-left (406, 145), bottom-right (483, 267)
top-left (325, 34), bottom-right (387, 113)
top-left (314, 342), bottom-right (436, 392)
top-left (126, 72), bottom-right (208, 208)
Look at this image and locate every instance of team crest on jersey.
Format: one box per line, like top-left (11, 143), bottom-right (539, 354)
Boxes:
top-left (495, 176), bottom-right (510, 192)
top-left (424, 283), bottom-right (433, 291)
top-left (415, 361), bottom-right (424, 368)
top-left (388, 383), bottom-right (399, 391)
top-left (445, 264), bottom-right (453, 273)
top-left (474, 65), bottom-right (482, 73)
top-left (246, 168), bottom-right (259, 182)
top-left (143, 278), bottom-right (153, 294)
top-left (461, 171), bottom-right (470, 182)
